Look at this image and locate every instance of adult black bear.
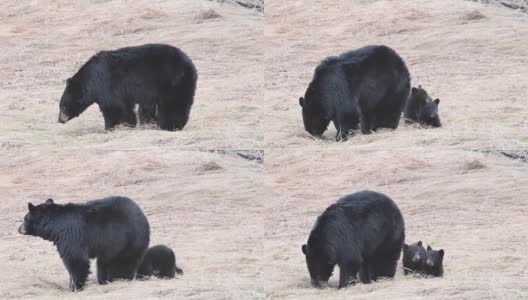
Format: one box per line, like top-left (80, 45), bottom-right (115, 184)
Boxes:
top-left (402, 241), bottom-right (426, 275)
top-left (58, 44), bottom-right (198, 131)
top-left (299, 45), bottom-right (410, 141)
top-left (404, 85), bottom-right (442, 127)
top-left (18, 197), bottom-right (150, 291)
top-left (137, 244), bottom-right (183, 279)
top-left (301, 191), bottom-right (405, 289)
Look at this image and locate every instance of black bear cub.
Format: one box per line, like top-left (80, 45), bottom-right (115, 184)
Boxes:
top-left (402, 241), bottom-right (426, 275)
top-left (301, 191), bottom-right (405, 289)
top-left (299, 45), bottom-right (410, 141)
top-left (424, 245), bottom-right (444, 277)
top-left (58, 43), bottom-right (198, 131)
top-left (404, 85), bottom-right (442, 127)
top-left (18, 197), bottom-right (150, 291)
top-left (137, 244), bottom-right (183, 279)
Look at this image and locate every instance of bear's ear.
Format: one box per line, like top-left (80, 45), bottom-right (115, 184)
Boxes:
top-left (427, 245), bottom-right (432, 251)
top-left (403, 243), bottom-right (408, 250)
top-left (28, 203), bottom-right (35, 211)
top-left (299, 97), bottom-right (304, 108)
top-left (434, 98), bottom-right (440, 105)
top-left (411, 87), bottom-right (417, 94)
top-left (302, 244), bottom-right (307, 255)
top-left (417, 241), bottom-right (422, 246)
top-left (45, 199), bottom-right (54, 205)
top-left (438, 249), bottom-right (444, 258)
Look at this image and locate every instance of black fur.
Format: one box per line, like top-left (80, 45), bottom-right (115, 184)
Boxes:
top-left (18, 197), bottom-right (150, 291)
top-left (58, 43), bottom-right (198, 131)
top-left (299, 45), bottom-right (411, 141)
top-left (404, 85), bottom-right (441, 127)
top-left (301, 191), bottom-right (405, 289)
top-left (402, 241), bottom-right (426, 275)
top-left (137, 244), bottom-right (183, 279)
top-left (424, 245), bottom-right (444, 277)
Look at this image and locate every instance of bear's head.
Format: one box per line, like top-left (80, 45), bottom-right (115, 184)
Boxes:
top-left (411, 86), bottom-right (441, 127)
top-left (301, 243), bottom-right (335, 288)
top-left (18, 199), bottom-right (61, 240)
top-left (403, 240), bottom-right (426, 266)
top-left (425, 245), bottom-right (444, 276)
top-left (299, 95), bottom-right (331, 138)
top-left (58, 77), bottom-right (89, 124)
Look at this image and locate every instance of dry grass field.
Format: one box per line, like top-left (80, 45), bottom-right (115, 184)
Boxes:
top-left (1, 0), bottom-right (527, 299)
top-left (0, 0), bottom-right (264, 299)
top-left (264, 0), bottom-right (528, 299)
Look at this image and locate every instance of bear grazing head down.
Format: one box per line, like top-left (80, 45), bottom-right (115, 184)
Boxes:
top-left (299, 96), bottom-right (331, 137)
top-left (301, 243), bottom-right (335, 288)
top-left (410, 86), bottom-right (441, 127)
top-left (18, 199), bottom-right (58, 239)
top-left (58, 77), bottom-right (89, 124)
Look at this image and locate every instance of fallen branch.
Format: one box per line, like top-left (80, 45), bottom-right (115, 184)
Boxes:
top-left (474, 149), bottom-right (528, 163)
top-left (235, 1), bottom-right (264, 12)
top-left (470, 0), bottom-right (527, 13)
top-left (206, 150), bottom-right (264, 163)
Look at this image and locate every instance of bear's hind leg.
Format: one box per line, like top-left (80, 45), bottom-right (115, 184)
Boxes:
top-left (106, 255), bottom-right (143, 281)
top-left (157, 101), bottom-right (189, 131)
top-left (368, 245), bottom-right (401, 280)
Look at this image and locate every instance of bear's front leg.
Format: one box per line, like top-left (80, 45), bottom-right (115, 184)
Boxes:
top-left (338, 260), bottom-right (360, 289)
top-left (101, 106), bottom-right (123, 130)
top-left (97, 259), bottom-right (109, 285)
top-left (63, 256), bottom-right (90, 291)
top-left (359, 260), bottom-right (371, 284)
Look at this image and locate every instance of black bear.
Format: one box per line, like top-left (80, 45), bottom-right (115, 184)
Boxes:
top-left (58, 43), bottom-right (198, 131)
top-left (402, 241), bottom-right (426, 275)
top-left (424, 245), bottom-right (444, 277)
top-left (403, 85), bottom-right (441, 127)
top-left (137, 244), bottom-right (183, 279)
top-left (299, 45), bottom-right (410, 141)
top-left (301, 191), bottom-right (405, 289)
top-left (18, 197), bottom-right (150, 291)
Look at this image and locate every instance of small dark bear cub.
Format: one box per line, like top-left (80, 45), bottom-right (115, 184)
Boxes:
top-left (404, 85), bottom-right (442, 127)
top-left (58, 43), bottom-right (197, 131)
top-left (18, 197), bottom-right (150, 291)
top-left (424, 245), bottom-right (444, 277)
top-left (402, 241), bottom-right (426, 275)
top-left (137, 244), bottom-right (183, 279)
top-left (302, 191), bottom-right (405, 289)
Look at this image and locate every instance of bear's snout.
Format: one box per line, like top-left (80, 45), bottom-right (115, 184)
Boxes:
top-left (426, 257), bottom-right (435, 267)
top-left (58, 111), bottom-right (70, 124)
top-left (18, 223), bottom-right (28, 235)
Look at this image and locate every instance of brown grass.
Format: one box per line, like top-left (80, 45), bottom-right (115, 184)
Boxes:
top-left (0, 0), bottom-right (264, 299)
top-left (263, 0), bottom-right (528, 299)
top-left (1, 0), bottom-right (528, 299)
